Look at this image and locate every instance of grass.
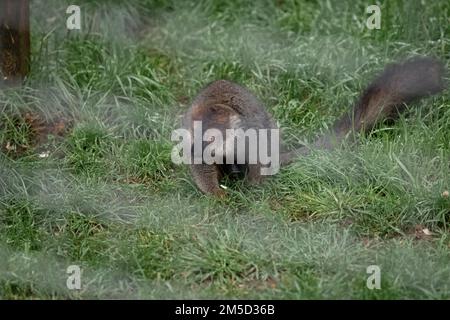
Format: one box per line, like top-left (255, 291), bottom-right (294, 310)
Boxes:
top-left (0, 0), bottom-right (449, 299)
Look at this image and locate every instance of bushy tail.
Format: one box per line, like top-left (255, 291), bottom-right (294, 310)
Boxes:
top-left (281, 57), bottom-right (446, 165)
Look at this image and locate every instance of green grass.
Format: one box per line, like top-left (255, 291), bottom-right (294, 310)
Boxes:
top-left (0, 0), bottom-right (449, 299)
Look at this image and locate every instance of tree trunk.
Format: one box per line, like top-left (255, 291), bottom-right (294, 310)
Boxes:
top-left (0, 0), bottom-right (30, 87)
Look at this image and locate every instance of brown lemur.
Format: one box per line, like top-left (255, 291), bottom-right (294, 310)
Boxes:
top-left (181, 57), bottom-right (446, 197)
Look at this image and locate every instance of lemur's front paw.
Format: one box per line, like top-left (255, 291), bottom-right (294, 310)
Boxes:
top-left (213, 188), bottom-right (227, 198)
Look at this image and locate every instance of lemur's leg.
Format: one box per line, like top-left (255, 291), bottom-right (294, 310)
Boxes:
top-left (246, 164), bottom-right (263, 184)
top-left (190, 164), bottom-right (226, 197)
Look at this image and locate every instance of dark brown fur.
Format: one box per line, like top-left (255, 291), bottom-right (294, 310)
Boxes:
top-left (183, 57), bottom-right (446, 196)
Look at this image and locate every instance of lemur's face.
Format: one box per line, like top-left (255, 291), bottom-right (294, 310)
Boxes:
top-left (190, 104), bottom-right (241, 161)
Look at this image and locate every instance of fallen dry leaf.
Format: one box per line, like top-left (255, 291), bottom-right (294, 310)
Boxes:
top-left (38, 151), bottom-right (50, 158)
top-left (413, 225), bottom-right (434, 240)
top-left (5, 141), bottom-right (16, 151)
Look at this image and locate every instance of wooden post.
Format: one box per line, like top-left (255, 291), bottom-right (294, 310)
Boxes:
top-left (0, 0), bottom-right (30, 87)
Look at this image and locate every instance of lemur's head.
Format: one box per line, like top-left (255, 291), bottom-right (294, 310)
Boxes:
top-left (190, 103), bottom-right (241, 162)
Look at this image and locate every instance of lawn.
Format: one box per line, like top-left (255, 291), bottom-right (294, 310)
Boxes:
top-left (0, 0), bottom-right (449, 299)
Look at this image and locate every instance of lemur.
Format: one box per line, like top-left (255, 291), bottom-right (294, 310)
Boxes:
top-left (182, 57), bottom-right (445, 196)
